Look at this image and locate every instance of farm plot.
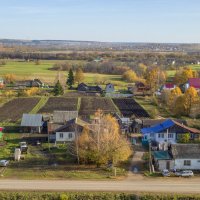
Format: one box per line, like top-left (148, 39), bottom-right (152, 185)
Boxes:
top-left (0, 98), bottom-right (40, 122)
top-left (79, 97), bottom-right (118, 117)
top-left (39, 97), bottom-right (78, 113)
top-left (112, 98), bottom-right (150, 118)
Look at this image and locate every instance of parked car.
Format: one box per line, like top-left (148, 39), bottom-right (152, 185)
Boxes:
top-left (162, 169), bottom-right (170, 177)
top-left (175, 170), bottom-right (194, 177)
top-left (0, 160), bottom-right (9, 167)
top-left (19, 141), bottom-right (28, 154)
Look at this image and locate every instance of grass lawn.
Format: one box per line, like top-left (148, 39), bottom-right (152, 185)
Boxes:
top-left (0, 60), bottom-right (126, 87)
top-left (0, 134), bottom-right (127, 180)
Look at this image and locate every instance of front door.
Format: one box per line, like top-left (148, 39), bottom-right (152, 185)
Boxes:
top-left (166, 161), bottom-right (170, 170)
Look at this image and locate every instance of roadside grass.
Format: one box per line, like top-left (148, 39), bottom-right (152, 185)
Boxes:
top-left (29, 96), bottom-right (49, 114)
top-left (0, 139), bottom-right (128, 180)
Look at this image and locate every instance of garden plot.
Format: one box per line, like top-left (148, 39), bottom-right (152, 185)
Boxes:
top-left (39, 97), bottom-right (78, 113)
top-left (112, 98), bottom-right (150, 118)
top-left (0, 98), bottom-right (40, 122)
top-left (79, 97), bottom-right (118, 117)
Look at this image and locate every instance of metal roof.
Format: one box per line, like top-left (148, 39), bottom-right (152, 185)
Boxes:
top-left (53, 111), bottom-right (78, 124)
top-left (153, 151), bottom-right (172, 160)
top-left (21, 114), bottom-right (43, 127)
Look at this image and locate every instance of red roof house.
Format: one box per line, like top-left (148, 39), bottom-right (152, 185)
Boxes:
top-left (163, 83), bottom-right (176, 90)
top-left (188, 78), bottom-right (200, 89)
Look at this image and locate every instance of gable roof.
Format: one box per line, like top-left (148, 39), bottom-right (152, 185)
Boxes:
top-left (188, 78), bottom-right (200, 89)
top-left (171, 144), bottom-right (200, 159)
top-left (141, 119), bottom-right (200, 134)
top-left (53, 111), bottom-right (78, 124)
top-left (21, 114), bottom-right (43, 127)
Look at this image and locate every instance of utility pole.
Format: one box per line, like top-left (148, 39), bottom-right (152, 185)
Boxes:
top-left (149, 139), bottom-right (152, 174)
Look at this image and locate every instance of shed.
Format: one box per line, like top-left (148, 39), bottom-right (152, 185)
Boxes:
top-left (53, 111), bottom-right (78, 124)
top-left (21, 114), bottom-right (43, 133)
top-left (105, 83), bottom-right (115, 93)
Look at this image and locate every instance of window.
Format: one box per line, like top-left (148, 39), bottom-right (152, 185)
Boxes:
top-left (59, 133), bottom-right (63, 139)
top-left (168, 133), bottom-right (173, 139)
top-left (158, 133), bottom-right (164, 138)
top-left (184, 160), bottom-right (191, 166)
top-left (68, 133), bottom-right (73, 139)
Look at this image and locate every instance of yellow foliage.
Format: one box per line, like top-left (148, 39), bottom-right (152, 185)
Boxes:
top-left (174, 68), bottom-right (195, 85)
top-left (24, 87), bottom-right (40, 96)
top-left (168, 87), bottom-right (182, 107)
top-left (4, 74), bottom-right (16, 84)
top-left (4, 90), bottom-right (16, 97)
top-left (122, 70), bottom-right (137, 82)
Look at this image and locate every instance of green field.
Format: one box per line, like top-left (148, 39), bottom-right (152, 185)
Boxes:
top-left (167, 64), bottom-right (200, 77)
top-left (0, 60), bottom-right (125, 87)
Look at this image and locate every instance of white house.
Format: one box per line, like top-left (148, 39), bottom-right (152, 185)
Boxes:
top-left (172, 144), bottom-right (200, 170)
top-left (54, 119), bottom-right (77, 142)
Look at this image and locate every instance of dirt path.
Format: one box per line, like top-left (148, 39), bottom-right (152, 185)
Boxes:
top-left (126, 135), bottom-right (147, 180)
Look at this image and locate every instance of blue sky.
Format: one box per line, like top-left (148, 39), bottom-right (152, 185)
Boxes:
top-left (0, 0), bottom-right (200, 43)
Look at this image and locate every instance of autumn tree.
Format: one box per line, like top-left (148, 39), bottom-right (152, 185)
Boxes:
top-left (183, 87), bottom-right (198, 115)
top-left (66, 69), bottom-right (74, 89)
top-left (168, 87), bottom-right (182, 107)
top-left (174, 95), bottom-right (186, 116)
top-left (4, 74), bottom-right (16, 84)
top-left (174, 68), bottom-right (195, 85)
top-left (122, 70), bottom-right (137, 83)
top-left (144, 67), bottom-right (158, 92)
top-left (74, 68), bottom-right (84, 84)
top-left (54, 71), bottom-right (66, 90)
top-left (77, 111), bottom-right (132, 166)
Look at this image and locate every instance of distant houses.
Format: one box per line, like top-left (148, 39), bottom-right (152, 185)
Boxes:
top-left (14, 79), bottom-right (48, 89)
top-left (77, 83), bottom-right (102, 94)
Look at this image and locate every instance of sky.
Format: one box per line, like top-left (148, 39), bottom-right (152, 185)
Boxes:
top-left (0, 0), bottom-right (200, 43)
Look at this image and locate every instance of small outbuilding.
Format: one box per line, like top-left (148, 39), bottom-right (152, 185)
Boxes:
top-left (21, 114), bottom-right (43, 133)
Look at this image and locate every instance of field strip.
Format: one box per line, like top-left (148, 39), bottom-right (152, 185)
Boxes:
top-left (29, 97), bottom-right (49, 114)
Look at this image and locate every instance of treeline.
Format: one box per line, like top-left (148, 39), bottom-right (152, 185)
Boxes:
top-left (1, 51), bottom-right (200, 69)
top-left (0, 192), bottom-right (200, 200)
top-left (50, 61), bottom-right (130, 75)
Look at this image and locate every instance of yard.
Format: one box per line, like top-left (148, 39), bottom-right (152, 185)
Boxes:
top-left (0, 134), bottom-right (127, 180)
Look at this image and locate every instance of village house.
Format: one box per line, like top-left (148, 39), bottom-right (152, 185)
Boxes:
top-left (161, 83), bottom-right (176, 90)
top-left (153, 144), bottom-right (200, 171)
top-left (77, 83), bottom-right (102, 94)
top-left (21, 114), bottom-right (44, 133)
top-left (141, 119), bottom-right (200, 150)
top-left (48, 111), bottom-right (79, 142)
top-left (129, 82), bottom-right (151, 96)
top-left (105, 83), bottom-right (114, 93)
top-left (15, 79), bottom-right (47, 89)
top-left (184, 78), bottom-right (200, 91)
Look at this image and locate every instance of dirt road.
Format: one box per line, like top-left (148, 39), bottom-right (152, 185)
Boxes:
top-left (0, 178), bottom-right (200, 193)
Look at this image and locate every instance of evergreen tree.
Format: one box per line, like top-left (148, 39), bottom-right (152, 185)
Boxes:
top-left (67, 69), bottom-right (74, 89)
top-left (53, 80), bottom-right (64, 96)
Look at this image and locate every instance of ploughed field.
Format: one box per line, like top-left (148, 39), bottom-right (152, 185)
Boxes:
top-left (0, 98), bottom-right (40, 122)
top-left (79, 97), bottom-right (118, 117)
top-left (112, 98), bottom-right (150, 118)
top-left (38, 97), bottom-right (78, 113)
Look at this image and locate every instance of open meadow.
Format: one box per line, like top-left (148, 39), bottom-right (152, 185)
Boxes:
top-left (0, 60), bottom-right (125, 87)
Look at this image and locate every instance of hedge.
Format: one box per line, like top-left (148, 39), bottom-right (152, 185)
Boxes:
top-left (0, 192), bottom-right (200, 200)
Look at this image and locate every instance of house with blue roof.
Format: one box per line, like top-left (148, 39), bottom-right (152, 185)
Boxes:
top-left (141, 119), bottom-right (200, 150)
